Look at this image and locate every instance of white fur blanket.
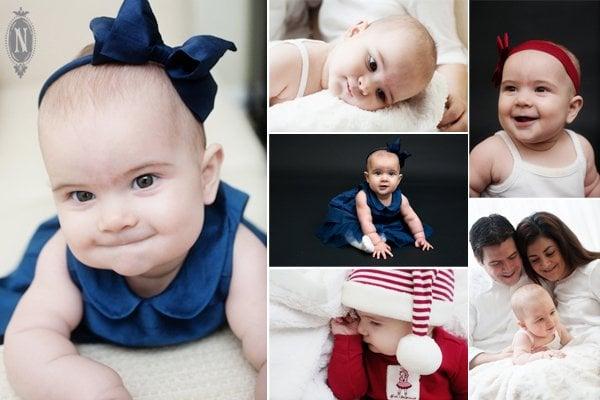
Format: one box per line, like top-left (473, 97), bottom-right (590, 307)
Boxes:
top-left (269, 269), bottom-right (468, 400)
top-left (469, 335), bottom-right (600, 400)
top-left (269, 71), bottom-right (448, 132)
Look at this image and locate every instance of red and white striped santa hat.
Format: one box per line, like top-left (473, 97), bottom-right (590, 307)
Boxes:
top-left (342, 268), bottom-right (455, 375)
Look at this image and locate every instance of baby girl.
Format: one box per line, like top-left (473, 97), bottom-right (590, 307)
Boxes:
top-left (470, 34), bottom-right (600, 197)
top-left (1, 1), bottom-right (266, 399)
top-left (328, 268), bottom-right (467, 400)
top-left (510, 284), bottom-right (572, 365)
top-left (269, 15), bottom-right (437, 111)
top-left (316, 139), bottom-right (433, 260)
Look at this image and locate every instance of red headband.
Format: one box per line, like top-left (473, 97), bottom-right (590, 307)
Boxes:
top-left (492, 33), bottom-right (580, 94)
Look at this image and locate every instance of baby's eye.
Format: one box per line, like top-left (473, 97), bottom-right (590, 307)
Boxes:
top-left (502, 85), bottom-right (516, 92)
top-left (376, 88), bottom-right (386, 103)
top-left (70, 191), bottom-right (95, 203)
top-left (369, 321), bottom-right (381, 326)
top-left (535, 86), bottom-right (549, 93)
top-left (550, 310), bottom-right (556, 315)
top-left (133, 174), bottom-right (155, 189)
top-left (368, 55), bottom-right (377, 72)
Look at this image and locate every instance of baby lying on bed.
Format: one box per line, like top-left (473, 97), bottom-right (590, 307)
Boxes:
top-left (510, 284), bottom-right (572, 365)
top-left (269, 15), bottom-right (437, 111)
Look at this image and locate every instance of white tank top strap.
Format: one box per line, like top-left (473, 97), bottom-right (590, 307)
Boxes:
top-left (565, 129), bottom-right (585, 161)
top-left (285, 39), bottom-right (310, 98)
top-left (496, 130), bottom-right (523, 165)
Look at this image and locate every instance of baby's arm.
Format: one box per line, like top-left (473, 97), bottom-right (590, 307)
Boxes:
top-left (226, 224), bottom-right (267, 400)
top-left (4, 231), bottom-right (131, 400)
top-left (269, 43), bottom-right (302, 105)
top-left (469, 138), bottom-right (497, 197)
top-left (328, 314), bottom-right (368, 400)
top-left (399, 194), bottom-right (433, 251)
top-left (355, 190), bottom-right (393, 259)
top-left (579, 135), bottom-right (600, 197)
top-left (557, 321), bottom-right (573, 346)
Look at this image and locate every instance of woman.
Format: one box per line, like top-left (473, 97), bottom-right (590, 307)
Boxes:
top-left (515, 212), bottom-right (600, 339)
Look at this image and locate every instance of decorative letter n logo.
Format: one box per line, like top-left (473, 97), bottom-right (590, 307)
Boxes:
top-left (13, 27), bottom-right (28, 53)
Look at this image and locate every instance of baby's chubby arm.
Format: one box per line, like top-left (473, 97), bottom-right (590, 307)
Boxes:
top-left (269, 43), bottom-right (302, 105)
top-left (580, 135), bottom-right (600, 197)
top-left (226, 224), bottom-right (267, 400)
top-left (399, 194), bottom-right (433, 251)
top-left (356, 191), bottom-right (393, 259)
top-left (4, 231), bottom-right (131, 400)
top-left (556, 321), bottom-right (573, 346)
top-left (469, 138), bottom-right (497, 197)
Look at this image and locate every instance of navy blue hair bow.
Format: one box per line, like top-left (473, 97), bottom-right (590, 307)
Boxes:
top-left (386, 138), bottom-right (411, 168)
top-left (38, 0), bottom-right (236, 123)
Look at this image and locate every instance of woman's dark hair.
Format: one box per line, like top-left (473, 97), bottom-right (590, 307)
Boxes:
top-left (515, 212), bottom-right (600, 284)
top-left (469, 214), bottom-right (515, 263)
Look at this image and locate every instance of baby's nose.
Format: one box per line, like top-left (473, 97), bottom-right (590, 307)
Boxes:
top-left (358, 76), bottom-right (370, 96)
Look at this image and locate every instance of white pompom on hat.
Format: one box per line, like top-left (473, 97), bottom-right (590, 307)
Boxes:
top-left (341, 268), bottom-right (455, 375)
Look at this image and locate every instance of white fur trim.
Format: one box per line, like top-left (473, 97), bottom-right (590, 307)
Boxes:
top-left (342, 281), bottom-right (452, 325)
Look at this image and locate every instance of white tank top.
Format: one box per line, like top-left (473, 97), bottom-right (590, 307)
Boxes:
top-left (270, 39), bottom-right (312, 98)
top-left (482, 130), bottom-right (586, 198)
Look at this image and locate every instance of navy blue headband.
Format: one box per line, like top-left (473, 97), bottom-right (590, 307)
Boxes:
top-left (38, 0), bottom-right (236, 123)
top-left (366, 138), bottom-right (411, 168)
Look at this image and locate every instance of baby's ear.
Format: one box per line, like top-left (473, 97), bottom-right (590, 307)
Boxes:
top-left (201, 143), bottom-right (224, 205)
top-left (398, 174), bottom-right (404, 183)
top-left (566, 95), bottom-right (584, 124)
top-left (364, 171), bottom-right (369, 180)
top-left (345, 20), bottom-right (369, 38)
top-left (516, 320), bottom-right (526, 329)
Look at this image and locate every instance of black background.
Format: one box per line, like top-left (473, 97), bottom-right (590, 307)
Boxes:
top-left (270, 134), bottom-right (468, 266)
top-left (470, 0), bottom-right (600, 168)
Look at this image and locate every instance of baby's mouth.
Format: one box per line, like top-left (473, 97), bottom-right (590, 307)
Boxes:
top-left (513, 116), bottom-right (538, 123)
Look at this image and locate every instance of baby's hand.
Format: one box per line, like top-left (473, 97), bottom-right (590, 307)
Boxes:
top-left (373, 241), bottom-right (393, 259)
top-left (415, 238), bottom-right (434, 251)
top-left (331, 313), bottom-right (360, 335)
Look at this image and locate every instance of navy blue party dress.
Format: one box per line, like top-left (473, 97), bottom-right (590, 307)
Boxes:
top-left (0, 182), bottom-right (265, 346)
top-left (316, 182), bottom-right (433, 248)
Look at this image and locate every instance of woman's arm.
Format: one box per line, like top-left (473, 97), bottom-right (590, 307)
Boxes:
top-left (399, 194), bottom-right (433, 250)
top-left (4, 231), bottom-right (131, 400)
top-left (356, 190), bottom-right (393, 259)
top-left (226, 224), bottom-right (267, 400)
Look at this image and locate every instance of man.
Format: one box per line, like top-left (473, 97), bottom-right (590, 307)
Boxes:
top-left (468, 214), bottom-right (531, 369)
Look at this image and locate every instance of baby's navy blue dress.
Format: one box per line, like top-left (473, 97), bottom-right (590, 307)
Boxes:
top-left (316, 182), bottom-right (433, 248)
top-left (0, 182), bottom-right (265, 346)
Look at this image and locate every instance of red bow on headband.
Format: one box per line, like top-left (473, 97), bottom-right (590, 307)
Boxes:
top-left (491, 33), bottom-right (581, 94)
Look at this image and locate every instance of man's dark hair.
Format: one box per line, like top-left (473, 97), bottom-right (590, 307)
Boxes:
top-left (469, 214), bottom-right (515, 263)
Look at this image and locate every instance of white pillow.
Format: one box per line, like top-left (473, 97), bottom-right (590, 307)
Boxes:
top-left (269, 71), bottom-right (448, 132)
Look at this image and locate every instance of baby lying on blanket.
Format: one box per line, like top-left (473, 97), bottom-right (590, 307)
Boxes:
top-left (510, 284), bottom-right (572, 365)
top-left (270, 15), bottom-right (436, 111)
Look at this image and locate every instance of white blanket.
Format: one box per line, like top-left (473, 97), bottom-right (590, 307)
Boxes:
top-left (469, 335), bottom-right (600, 400)
top-left (269, 71), bottom-right (448, 132)
top-left (269, 269), bottom-right (467, 400)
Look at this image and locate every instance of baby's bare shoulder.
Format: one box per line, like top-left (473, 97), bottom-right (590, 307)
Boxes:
top-left (471, 135), bottom-right (513, 183)
top-left (269, 42), bottom-right (303, 102)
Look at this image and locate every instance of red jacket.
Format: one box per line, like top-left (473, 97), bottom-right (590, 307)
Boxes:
top-left (327, 327), bottom-right (467, 400)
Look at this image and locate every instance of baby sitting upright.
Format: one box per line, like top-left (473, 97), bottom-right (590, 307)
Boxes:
top-left (510, 284), bottom-right (572, 365)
